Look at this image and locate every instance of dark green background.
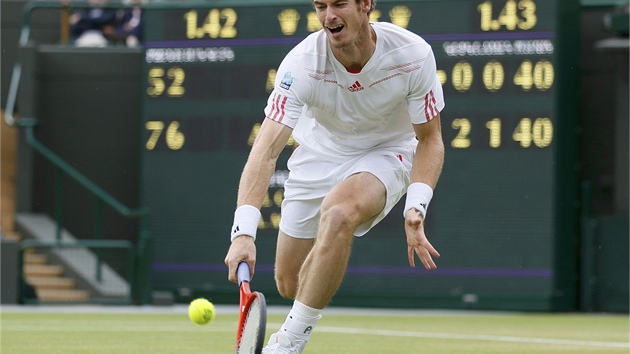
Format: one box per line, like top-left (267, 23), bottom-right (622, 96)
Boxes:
top-left (140, 0), bottom-right (571, 310)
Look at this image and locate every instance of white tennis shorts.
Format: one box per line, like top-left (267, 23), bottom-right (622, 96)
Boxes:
top-left (279, 139), bottom-right (416, 239)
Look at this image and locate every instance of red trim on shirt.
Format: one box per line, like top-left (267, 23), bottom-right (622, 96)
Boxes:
top-left (270, 93), bottom-right (287, 123)
top-left (424, 90), bottom-right (438, 121)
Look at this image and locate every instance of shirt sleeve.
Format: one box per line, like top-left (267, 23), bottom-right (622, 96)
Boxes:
top-left (263, 56), bottom-right (308, 129)
top-left (407, 48), bottom-right (445, 125)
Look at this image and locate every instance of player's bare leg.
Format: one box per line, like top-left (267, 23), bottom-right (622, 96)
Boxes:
top-left (296, 171), bottom-right (386, 308)
top-left (274, 232), bottom-right (314, 299)
top-left (264, 172), bottom-right (386, 353)
top-left (266, 172), bottom-right (386, 352)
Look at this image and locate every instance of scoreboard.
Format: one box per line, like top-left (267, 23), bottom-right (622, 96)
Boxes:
top-left (140, 0), bottom-right (580, 310)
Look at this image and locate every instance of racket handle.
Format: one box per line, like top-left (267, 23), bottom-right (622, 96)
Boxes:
top-left (237, 262), bottom-right (251, 285)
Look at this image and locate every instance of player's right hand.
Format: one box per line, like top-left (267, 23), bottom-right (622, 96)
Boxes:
top-left (224, 235), bottom-right (257, 283)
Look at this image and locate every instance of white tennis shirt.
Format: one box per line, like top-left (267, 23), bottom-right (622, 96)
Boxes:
top-left (264, 21), bottom-right (445, 163)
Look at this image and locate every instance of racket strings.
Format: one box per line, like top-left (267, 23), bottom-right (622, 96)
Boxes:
top-left (238, 297), bottom-right (262, 354)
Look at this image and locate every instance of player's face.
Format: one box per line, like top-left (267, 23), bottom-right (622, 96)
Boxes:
top-left (313, 0), bottom-right (370, 48)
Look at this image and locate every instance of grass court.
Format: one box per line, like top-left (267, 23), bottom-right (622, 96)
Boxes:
top-left (1, 305), bottom-right (628, 353)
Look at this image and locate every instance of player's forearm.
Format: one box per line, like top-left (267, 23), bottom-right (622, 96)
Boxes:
top-left (236, 118), bottom-right (291, 208)
top-left (236, 150), bottom-right (277, 209)
top-left (411, 130), bottom-right (444, 189)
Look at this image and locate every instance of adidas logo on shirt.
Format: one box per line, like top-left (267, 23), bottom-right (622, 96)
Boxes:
top-left (348, 80), bottom-right (364, 92)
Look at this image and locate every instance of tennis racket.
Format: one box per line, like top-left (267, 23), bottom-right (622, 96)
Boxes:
top-left (235, 262), bottom-right (267, 354)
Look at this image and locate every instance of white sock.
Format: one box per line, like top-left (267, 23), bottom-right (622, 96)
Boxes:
top-left (279, 300), bottom-right (322, 340)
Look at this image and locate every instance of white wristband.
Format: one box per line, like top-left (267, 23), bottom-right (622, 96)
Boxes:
top-left (230, 205), bottom-right (261, 242)
top-left (403, 182), bottom-right (433, 220)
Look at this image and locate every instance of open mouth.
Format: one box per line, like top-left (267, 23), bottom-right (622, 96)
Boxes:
top-left (327, 24), bottom-right (344, 34)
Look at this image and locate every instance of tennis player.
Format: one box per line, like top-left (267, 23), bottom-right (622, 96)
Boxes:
top-left (225, 0), bottom-right (445, 352)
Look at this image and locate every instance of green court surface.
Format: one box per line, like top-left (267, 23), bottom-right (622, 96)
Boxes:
top-left (1, 306), bottom-right (628, 353)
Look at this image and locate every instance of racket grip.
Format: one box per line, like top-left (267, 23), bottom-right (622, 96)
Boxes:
top-left (237, 262), bottom-right (251, 285)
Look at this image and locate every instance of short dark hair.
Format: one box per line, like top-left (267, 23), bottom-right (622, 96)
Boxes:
top-left (312, 0), bottom-right (376, 15)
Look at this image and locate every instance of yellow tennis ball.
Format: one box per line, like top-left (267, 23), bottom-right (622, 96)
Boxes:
top-left (188, 298), bottom-right (215, 325)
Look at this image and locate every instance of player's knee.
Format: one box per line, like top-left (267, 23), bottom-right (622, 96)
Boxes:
top-left (275, 272), bottom-right (298, 299)
top-left (320, 203), bottom-right (358, 236)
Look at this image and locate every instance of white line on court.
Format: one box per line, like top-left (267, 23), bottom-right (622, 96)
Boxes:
top-left (305, 324), bottom-right (630, 349)
top-left (3, 305), bottom-right (628, 349)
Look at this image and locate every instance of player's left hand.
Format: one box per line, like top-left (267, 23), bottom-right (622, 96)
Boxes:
top-left (404, 208), bottom-right (440, 270)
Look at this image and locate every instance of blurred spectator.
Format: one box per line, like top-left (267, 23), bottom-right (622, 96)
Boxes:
top-left (114, 0), bottom-right (145, 47)
top-left (69, 0), bottom-right (117, 47)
